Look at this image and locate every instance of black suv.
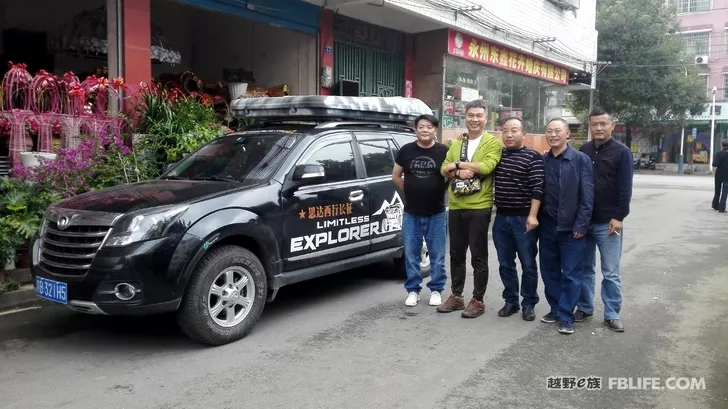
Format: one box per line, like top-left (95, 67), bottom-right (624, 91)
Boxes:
top-left (31, 96), bottom-right (433, 345)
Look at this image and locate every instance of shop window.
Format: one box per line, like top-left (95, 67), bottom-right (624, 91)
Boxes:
top-left (442, 55), bottom-right (563, 139)
top-left (358, 139), bottom-right (395, 178)
top-left (304, 142), bottom-right (357, 183)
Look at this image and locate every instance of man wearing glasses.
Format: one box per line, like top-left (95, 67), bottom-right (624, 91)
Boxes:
top-left (576, 107), bottom-right (633, 333)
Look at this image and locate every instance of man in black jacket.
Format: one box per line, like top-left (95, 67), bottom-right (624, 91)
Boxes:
top-left (576, 107), bottom-right (633, 333)
top-left (711, 140), bottom-right (728, 213)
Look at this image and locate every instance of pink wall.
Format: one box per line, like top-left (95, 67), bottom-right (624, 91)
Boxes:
top-left (123, 0), bottom-right (152, 86)
top-left (678, 0), bottom-right (728, 99)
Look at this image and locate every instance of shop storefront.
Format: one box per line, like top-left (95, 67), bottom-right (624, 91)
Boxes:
top-left (412, 28), bottom-right (571, 148)
top-left (160, 0), bottom-right (320, 101)
top-left (0, 0), bottom-right (320, 171)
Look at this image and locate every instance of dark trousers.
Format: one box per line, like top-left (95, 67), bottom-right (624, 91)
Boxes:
top-left (493, 214), bottom-right (540, 308)
top-left (713, 178), bottom-right (728, 212)
top-left (538, 216), bottom-right (586, 325)
top-left (448, 208), bottom-right (492, 300)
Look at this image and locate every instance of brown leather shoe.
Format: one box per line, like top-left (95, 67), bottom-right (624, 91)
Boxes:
top-left (461, 299), bottom-right (485, 318)
top-left (436, 294), bottom-right (465, 313)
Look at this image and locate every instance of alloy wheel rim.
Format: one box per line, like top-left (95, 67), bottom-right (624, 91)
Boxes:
top-left (207, 266), bottom-right (255, 327)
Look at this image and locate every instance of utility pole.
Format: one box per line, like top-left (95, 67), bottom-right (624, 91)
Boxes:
top-left (678, 127), bottom-right (685, 174)
top-left (587, 63), bottom-right (596, 141)
top-left (678, 65), bottom-right (687, 175)
top-left (710, 86), bottom-right (717, 173)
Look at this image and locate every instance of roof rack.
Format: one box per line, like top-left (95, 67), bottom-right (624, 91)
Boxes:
top-left (315, 121), bottom-right (415, 131)
top-left (230, 96), bottom-right (433, 123)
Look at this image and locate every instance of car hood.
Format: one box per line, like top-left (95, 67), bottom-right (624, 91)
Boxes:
top-left (53, 179), bottom-right (243, 214)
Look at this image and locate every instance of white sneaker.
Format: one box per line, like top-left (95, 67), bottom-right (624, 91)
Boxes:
top-left (405, 292), bottom-right (420, 307)
top-left (429, 291), bottom-right (442, 306)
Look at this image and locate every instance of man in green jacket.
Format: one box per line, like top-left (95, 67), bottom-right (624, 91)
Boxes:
top-left (438, 99), bottom-right (503, 318)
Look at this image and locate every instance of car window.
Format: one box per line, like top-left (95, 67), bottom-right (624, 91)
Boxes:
top-left (165, 133), bottom-right (301, 185)
top-left (392, 133), bottom-right (416, 149)
top-left (391, 133), bottom-right (417, 159)
top-left (303, 142), bottom-right (357, 183)
top-left (359, 140), bottom-right (395, 178)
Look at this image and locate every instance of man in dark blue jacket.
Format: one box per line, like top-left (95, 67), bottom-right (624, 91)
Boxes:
top-left (539, 118), bottom-right (594, 335)
top-left (712, 139), bottom-right (728, 213)
top-left (576, 107), bottom-right (633, 333)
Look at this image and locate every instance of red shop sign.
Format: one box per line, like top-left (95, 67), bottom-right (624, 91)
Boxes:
top-left (447, 29), bottom-right (569, 85)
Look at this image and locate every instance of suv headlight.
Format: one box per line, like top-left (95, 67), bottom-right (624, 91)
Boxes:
top-left (104, 205), bottom-right (189, 247)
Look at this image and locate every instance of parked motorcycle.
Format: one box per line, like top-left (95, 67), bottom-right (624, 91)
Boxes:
top-left (634, 157), bottom-right (656, 170)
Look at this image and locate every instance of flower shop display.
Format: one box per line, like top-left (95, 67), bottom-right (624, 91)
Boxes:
top-left (48, 5), bottom-right (181, 65)
top-left (0, 61), bottom-right (252, 280)
top-left (0, 62), bottom-right (128, 169)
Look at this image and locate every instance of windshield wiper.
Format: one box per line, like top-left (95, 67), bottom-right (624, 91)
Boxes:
top-left (161, 175), bottom-right (189, 180)
top-left (190, 175), bottom-right (239, 182)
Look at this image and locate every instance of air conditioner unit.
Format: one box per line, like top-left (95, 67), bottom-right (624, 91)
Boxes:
top-left (695, 55), bottom-right (709, 64)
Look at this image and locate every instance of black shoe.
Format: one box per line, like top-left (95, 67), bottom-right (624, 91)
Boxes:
top-left (574, 310), bottom-right (593, 322)
top-left (540, 313), bottom-right (557, 323)
top-left (558, 321), bottom-right (575, 335)
top-left (604, 319), bottom-right (624, 332)
top-left (522, 307), bottom-right (535, 321)
top-left (498, 303), bottom-right (520, 317)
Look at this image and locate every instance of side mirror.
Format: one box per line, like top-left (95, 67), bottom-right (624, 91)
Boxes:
top-left (292, 164), bottom-right (326, 183)
top-left (164, 162), bottom-right (178, 173)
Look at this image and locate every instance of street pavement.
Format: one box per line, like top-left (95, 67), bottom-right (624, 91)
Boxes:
top-left (1, 174), bottom-right (727, 409)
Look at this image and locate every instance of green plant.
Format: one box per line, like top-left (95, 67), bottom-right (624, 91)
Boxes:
top-left (133, 89), bottom-right (228, 175)
top-left (0, 177), bottom-right (60, 250)
top-left (0, 218), bottom-right (20, 266)
top-left (0, 279), bottom-right (20, 295)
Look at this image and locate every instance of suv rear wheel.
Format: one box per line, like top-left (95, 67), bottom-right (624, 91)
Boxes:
top-left (177, 245), bottom-right (267, 345)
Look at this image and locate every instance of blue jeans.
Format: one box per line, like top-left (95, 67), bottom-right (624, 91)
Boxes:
top-left (493, 214), bottom-right (539, 308)
top-left (538, 216), bottom-right (586, 325)
top-left (403, 211), bottom-right (447, 294)
top-left (577, 223), bottom-right (623, 320)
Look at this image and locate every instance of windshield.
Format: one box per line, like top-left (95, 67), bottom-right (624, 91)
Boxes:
top-left (163, 132), bottom-right (301, 185)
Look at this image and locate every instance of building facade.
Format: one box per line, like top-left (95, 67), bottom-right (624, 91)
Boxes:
top-left (311, 0), bottom-right (598, 145)
top-left (672, 0), bottom-right (728, 164)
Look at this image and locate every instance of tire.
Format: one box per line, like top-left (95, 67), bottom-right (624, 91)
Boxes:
top-left (177, 245), bottom-right (267, 346)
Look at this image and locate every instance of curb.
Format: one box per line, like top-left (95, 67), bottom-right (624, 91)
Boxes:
top-left (0, 285), bottom-right (46, 313)
top-left (6, 268), bottom-right (32, 284)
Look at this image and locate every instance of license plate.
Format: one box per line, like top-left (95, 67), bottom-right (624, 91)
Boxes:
top-left (35, 276), bottom-right (68, 305)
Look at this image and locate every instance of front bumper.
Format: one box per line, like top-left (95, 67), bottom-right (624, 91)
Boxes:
top-left (31, 234), bottom-right (203, 316)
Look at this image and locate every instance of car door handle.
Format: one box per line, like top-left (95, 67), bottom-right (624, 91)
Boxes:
top-left (349, 190), bottom-right (364, 201)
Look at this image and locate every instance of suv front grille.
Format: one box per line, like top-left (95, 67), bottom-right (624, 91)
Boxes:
top-left (40, 221), bottom-right (112, 276)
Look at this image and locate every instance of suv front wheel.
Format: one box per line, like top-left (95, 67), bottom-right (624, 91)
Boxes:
top-left (177, 245), bottom-right (267, 346)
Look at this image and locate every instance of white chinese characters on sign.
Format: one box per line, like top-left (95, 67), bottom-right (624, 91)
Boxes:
top-left (290, 192), bottom-right (404, 253)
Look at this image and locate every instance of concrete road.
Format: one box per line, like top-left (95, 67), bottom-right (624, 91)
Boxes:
top-left (1, 174), bottom-right (727, 409)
